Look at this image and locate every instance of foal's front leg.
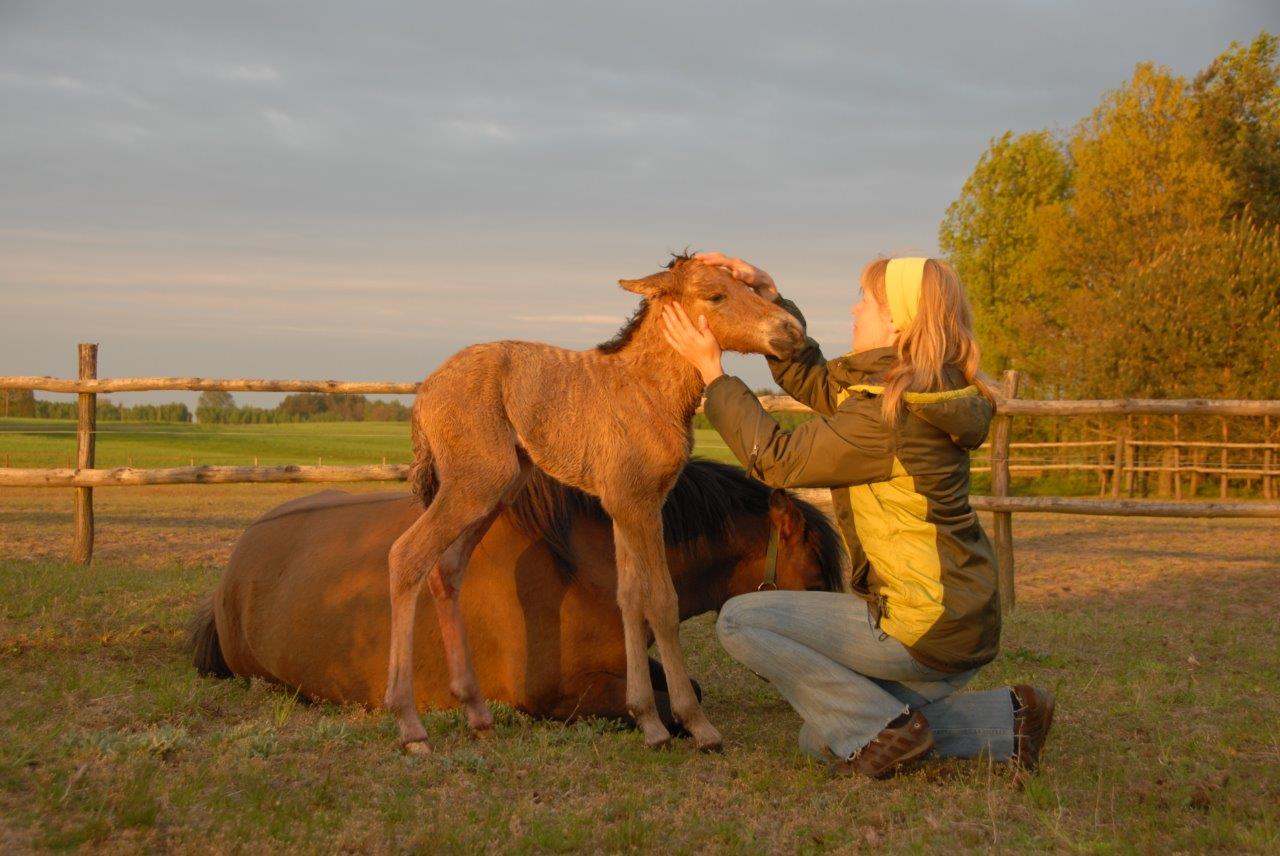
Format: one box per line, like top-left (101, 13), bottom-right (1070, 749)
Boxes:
top-left (615, 508), bottom-right (723, 752)
top-left (611, 522), bottom-right (674, 748)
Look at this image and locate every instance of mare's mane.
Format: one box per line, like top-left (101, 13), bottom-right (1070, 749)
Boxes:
top-left (506, 458), bottom-right (845, 592)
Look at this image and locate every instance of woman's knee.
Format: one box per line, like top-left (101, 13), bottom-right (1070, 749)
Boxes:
top-left (716, 592), bottom-right (770, 642)
top-left (715, 595), bottom-right (747, 642)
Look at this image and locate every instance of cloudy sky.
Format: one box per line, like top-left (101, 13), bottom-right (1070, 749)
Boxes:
top-left (2, 1), bottom-right (1275, 404)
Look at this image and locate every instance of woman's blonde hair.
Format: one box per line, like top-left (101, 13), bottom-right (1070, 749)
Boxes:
top-left (861, 257), bottom-right (994, 425)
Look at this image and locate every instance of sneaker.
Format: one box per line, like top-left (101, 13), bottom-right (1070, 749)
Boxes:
top-left (834, 710), bottom-right (935, 779)
top-left (1011, 685), bottom-right (1055, 771)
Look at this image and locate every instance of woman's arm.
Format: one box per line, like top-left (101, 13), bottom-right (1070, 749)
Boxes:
top-left (661, 302), bottom-right (890, 489)
top-left (702, 374), bottom-right (891, 489)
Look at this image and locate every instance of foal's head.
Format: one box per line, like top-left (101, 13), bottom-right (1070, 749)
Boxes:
top-left (618, 253), bottom-right (805, 359)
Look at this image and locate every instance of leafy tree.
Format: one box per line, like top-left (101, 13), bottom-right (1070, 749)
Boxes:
top-left (939, 130), bottom-right (1070, 374)
top-left (940, 32), bottom-right (1279, 400)
top-left (1, 389), bottom-right (37, 418)
top-left (197, 390), bottom-right (236, 410)
top-left (1192, 33), bottom-right (1280, 226)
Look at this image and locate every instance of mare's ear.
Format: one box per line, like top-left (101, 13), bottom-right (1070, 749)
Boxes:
top-left (618, 270), bottom-right (676, 297)
top-left (768, 489), bottom-right (804, 542)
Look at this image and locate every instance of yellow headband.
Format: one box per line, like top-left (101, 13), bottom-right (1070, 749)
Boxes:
top-left (884, 257), bottom-right (927, 331)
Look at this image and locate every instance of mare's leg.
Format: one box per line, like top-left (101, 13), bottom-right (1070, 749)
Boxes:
top-left (612, 505), bottom-right (723, 751)
top-left (554, 666), bottom-right (697, 735)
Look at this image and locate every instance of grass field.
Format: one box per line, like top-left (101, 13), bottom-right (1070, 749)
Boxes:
top-left (0, 418), bottom-right (741, 469)
top-left (1, 421), bottom-right (1278, 851)
top-left (0, 417), bottom-right (1192, 498)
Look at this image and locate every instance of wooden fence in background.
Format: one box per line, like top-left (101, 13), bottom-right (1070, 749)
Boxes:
top-left (4, 347), bottom-right (1280, 611)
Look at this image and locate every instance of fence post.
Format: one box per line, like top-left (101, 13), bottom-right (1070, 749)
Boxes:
top-left (1125, 438), bottom-right (1136, 497)
top-left (1266, 415), bottom-right (1274, 501)
top-left (1172, 414), bottom-right (1182, 500)
top-left (1111, 433), bottom-right (1125, 499)
top-left (992, 370), bottom-right (1020, 613)
top-left (72, 343), bottom-right (98, 565)
top-left (1220, 417), bottom-right (1229, 499)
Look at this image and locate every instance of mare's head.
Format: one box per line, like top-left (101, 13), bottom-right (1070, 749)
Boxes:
top-left (504, 460), bottom-right (846, 610)
top-left (616, 252), bottom-right (805, 359)
top-left (722, 487), bottom-right (847, 597)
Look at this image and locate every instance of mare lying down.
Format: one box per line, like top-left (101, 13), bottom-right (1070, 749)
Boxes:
top-left (189, 460), bottom-right (846, 731)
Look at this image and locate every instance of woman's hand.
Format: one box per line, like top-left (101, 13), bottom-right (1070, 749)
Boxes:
top-left (660, 302), bottom-right (725, 385)
top-left (695, 251), bottom-right (779, 301)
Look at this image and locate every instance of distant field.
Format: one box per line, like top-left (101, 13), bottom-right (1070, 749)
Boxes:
top-left (0, 418), bottom-right (740, 469)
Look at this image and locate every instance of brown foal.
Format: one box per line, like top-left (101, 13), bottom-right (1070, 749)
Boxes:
top-left (385, 254), bottom-right (805, 752)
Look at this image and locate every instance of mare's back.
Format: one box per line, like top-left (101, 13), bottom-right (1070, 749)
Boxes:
top-left (217, 491), bottom-right (421, 681)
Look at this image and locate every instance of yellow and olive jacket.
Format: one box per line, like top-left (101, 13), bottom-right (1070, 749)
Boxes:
top-left (703, 297), bottom-right (1000, 673)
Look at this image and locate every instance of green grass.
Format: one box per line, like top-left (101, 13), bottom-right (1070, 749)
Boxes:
top-left (0, 419), bottom-right (740, 469)
top-left (1, 515), bottom-right (1277, 851)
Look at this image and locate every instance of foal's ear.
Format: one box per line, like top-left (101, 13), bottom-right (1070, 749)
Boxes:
top-left (618, 270), bottom-right (676, 298)
top-left (768, 489), bottom-right (804, 542)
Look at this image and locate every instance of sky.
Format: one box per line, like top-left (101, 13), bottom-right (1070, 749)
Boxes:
top-left (2, 0), bottom-right (1276, 406)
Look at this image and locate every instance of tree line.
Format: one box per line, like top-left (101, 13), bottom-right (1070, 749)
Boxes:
top-left (0, 389), bottom-right (410, 423)
top-left (940, 32), bottom-right (1280, 401)
top-left (194, 391), bottom-right (410, 424)
top-left (1, 390), bottom-right (193, 422)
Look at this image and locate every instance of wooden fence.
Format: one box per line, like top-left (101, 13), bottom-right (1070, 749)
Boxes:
top-left (4, 348), bottom-right (1280, 612)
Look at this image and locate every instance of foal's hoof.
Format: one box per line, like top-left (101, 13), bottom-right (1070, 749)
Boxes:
top-left (402, 739), bottom-right (432, 756)
top-left (471, 726), bottom-right (495, 741)
top-left (644, 732), bottom-right (674, 750)
top-left (695, 734), bottom-right (724, 753)
top-left (638, 717), bottom-right (673, 749)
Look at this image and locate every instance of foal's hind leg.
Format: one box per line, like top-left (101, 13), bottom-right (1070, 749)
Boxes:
top-left (427, 462), bottom-right (532, 736)
top-left (426, 505), bottom-right (503, 734)
top-left (385, 468), bottom-right (520, 751)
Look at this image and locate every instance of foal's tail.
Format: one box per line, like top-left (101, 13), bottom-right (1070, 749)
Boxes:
top-left (187, 595), bottom-right (232, 679)
top-left (408, 424), bottom-right (439, 507)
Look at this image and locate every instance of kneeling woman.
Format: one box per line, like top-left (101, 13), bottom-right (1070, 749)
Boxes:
top-left (661, 253), bottom-right (1054, 778)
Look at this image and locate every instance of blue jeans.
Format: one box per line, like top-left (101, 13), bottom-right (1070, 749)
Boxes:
top-left (716, 590), bottom-right (1015, 762)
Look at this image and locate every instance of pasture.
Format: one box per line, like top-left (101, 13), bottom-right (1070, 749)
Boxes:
top-left (0, 417), bottom-right (740, 471)
top-left (0, 422), bottom-right (1278, 852)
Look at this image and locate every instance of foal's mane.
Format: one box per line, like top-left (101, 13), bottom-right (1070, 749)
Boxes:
top-left (506, 459), bottom-right (845, 592)
top-left (595, 251), bottom-right (698, 354)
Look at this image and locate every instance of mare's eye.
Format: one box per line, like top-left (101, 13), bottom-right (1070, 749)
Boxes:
top-left (707, 293), bottom-right (726, 304)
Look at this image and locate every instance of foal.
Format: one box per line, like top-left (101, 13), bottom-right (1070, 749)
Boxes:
top-left (386, 255), bottom-right (805, 752)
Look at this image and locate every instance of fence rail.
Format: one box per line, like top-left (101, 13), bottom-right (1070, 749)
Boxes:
top-left (3, 345), bottom-right (1279, 609)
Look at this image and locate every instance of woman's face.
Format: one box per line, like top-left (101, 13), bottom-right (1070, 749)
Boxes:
top-left (851, 287), bottom-right (897, 353)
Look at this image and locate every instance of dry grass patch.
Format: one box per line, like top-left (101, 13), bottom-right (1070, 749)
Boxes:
top-left (0, 486), bottom-right (1277, 852)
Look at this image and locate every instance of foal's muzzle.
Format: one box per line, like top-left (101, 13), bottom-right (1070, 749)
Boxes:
top-left (767, 319), bottom-right (805, 359)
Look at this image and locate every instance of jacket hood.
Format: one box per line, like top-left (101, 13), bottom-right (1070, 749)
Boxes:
top-left (906, 387), bottom-right (994, 450)
top-left (827, 347), bottom-right (994, 450)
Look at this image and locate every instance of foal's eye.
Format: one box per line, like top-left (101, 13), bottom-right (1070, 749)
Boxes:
top-left (707, 293), bottom-right (726, 304)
